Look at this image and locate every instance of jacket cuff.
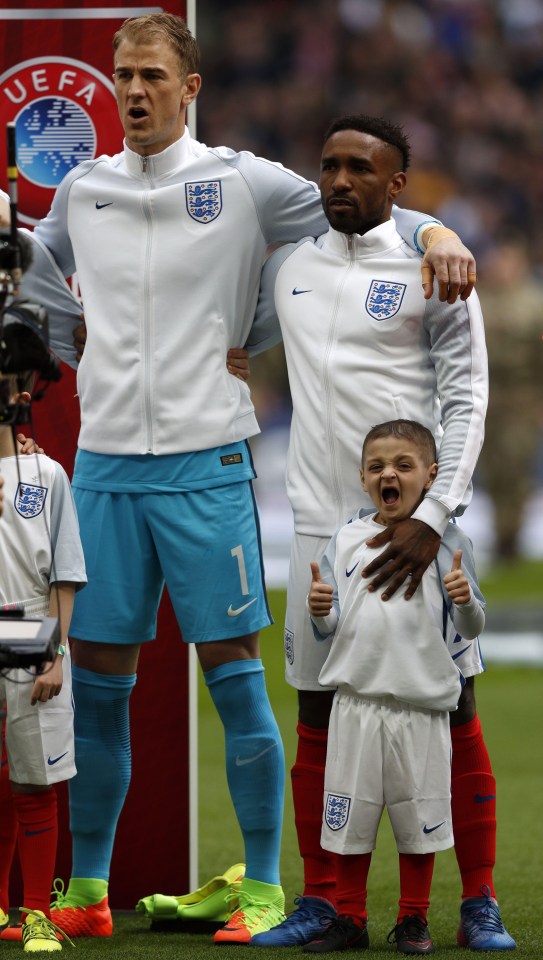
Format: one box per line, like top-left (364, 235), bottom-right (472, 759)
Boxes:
top-left (411, 497), bottom-right (450, 537)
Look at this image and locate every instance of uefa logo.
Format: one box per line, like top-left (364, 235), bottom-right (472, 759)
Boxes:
top-left (0, 57), bottom-right (121, 225)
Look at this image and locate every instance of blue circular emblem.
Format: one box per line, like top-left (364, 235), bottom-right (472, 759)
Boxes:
top-left (15, 96), bottom-right (96, 188)
top-left (0, 57), bottom-right (122, 224)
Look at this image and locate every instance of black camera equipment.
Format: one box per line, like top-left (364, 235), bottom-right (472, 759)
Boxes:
top-left (0, 123), bottom-right (62, 424)
top-left (0, 122), bottom-right (61, 669)
top-left (0, 609), bottom-right (59, 668)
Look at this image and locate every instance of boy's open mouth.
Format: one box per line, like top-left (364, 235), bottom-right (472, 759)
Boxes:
top-left (381, 486), bottom-right (399, 504)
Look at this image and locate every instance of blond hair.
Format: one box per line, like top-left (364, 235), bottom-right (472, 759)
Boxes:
top-left (113, 13), bottom-right (200, 76)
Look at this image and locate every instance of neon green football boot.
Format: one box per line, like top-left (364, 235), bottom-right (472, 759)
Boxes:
top-left (136, 863), bottom-right (245, 923)
top-left (21, 908), bottom-right (75, 953)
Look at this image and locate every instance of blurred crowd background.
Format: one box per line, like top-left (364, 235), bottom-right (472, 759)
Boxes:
top-left (197, 0), bottom-right (543, 564)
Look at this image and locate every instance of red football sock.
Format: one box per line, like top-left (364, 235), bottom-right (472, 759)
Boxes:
top-left (451, 715), bottom-right (496, 898)
top-left (335, 852), bottom-right (371, 924)
top-left (13, 787), bottom-right (58, 917)
top-left (0, 740), bottom-right (17, 914)
top-left (398, 852), bottom-right (434, 922)
top-left (291, 722), bottom-right (336, 904)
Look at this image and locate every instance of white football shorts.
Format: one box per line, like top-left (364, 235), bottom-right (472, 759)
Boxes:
top-left (321, 691), bottom-right (454, 855)
top-left (0, 646), bottom-right (75, 786)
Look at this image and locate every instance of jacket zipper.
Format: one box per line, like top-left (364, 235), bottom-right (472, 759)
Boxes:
top-left (141, 155), bottom-right (154, 452)
top-left (322, 234), bottom-right (355, 526)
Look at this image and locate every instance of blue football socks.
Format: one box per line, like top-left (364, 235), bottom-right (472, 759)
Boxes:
top-left (69, 665), bottom-right (136, 880)
top-left (204, 658), bottom-right (285, 886)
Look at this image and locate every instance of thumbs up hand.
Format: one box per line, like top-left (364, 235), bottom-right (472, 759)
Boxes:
top-left (443, 549), bottom-right (471, 605)
top-left (308, 561), bottom-right (334, 618)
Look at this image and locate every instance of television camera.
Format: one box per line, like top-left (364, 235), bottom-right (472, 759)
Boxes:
top-left (0, 224), bottom-right (62, 424)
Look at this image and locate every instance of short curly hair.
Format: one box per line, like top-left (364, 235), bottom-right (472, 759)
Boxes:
top-left (323, 115), bottom-right (411, 171)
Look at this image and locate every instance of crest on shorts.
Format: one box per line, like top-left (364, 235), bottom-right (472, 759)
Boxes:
top-left (366, 280), bottom-right (406, 320)
top-left (324, 793), bottom-right (351, 830)
top-left (14, 482), bottom-right (47, 518)
top-left (185, 180), bottom-right (222, 223)
top-left (284, 628), bottom-right (294, 665)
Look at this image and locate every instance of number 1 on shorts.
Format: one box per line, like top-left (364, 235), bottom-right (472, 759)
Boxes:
top-left (231, 544), bottom-right (249, 596)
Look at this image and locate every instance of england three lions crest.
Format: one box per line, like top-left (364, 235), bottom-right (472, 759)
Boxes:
top-left (324, 793), bottom-right (351, 831)
top-left (366, 280), bottom-right (406, 320)
top-left (14, 482), bottom-right (48, 518)
top-left (185, 180), bottom-right (222, 223)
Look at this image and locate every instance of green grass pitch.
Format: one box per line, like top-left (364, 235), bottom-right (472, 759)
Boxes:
top-left (3, 589), bottom-right (540, 958)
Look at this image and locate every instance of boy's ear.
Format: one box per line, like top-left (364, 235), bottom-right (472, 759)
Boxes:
top-left (424, 462), bottom-right (438, 489)
top-left (360, 466), bottom-right (368, 491)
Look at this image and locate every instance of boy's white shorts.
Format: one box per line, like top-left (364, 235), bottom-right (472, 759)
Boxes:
top-left (0, 647), bottom-right (75, 786)
top-left (321, 692), bottom-right (454, 855)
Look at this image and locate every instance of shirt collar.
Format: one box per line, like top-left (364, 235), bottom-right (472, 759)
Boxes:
top-left (123, 127), bottom-right (193, 178)
top-left (323, 218), bottom-right (401, 257)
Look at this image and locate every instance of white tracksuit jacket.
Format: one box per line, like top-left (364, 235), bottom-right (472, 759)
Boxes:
top-left (14, 132), bottom-right (437, 457)
top-left (252, 219), bottom-right (488, 538)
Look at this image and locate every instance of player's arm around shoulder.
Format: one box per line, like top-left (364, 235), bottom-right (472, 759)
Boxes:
top-left (234, 150), bottom-right (326, 244)
top-left (391, 206), bottom-right (477, 303)
top-left (421, 227), bottom-right (477, 304)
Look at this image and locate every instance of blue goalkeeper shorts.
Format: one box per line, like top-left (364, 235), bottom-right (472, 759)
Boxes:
top-left (70, 480), bottom-right (273, 644)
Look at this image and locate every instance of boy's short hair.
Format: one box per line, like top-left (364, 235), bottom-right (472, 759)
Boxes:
top-left (362, 419), bottom-right (437, 465)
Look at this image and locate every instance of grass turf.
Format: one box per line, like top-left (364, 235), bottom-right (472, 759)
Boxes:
top-left (479, 557), bottom-right (543, 606)
top-left (4, 589), bottom-right (540, 958)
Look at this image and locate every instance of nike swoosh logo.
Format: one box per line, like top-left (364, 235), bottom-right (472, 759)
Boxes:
top-left (474, 794), bottom-right (496, 804)
top-left (423, 820), bottom-right (446, 834)
top-left (0, 758), bottom-right (8, 768)
top-left (227, 598), bottom-right (257, 617)
top-left (452, 644), bottom-right (471, 661)
top-left (292, 288), bottom-right (312, 295)
top-left (235, 743), bottom-right (276, 766)
top-left (95, 201), bottom-right (113, 209)
top-left (25, 826), bottom-right (55, 836)
top-left (47, 752), bottom-right (68, 766)
top-left (346, 562), bottom-right (359, 578)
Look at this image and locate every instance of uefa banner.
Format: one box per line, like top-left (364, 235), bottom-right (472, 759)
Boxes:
top-left (0, 1), bottom-right (196, 908)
